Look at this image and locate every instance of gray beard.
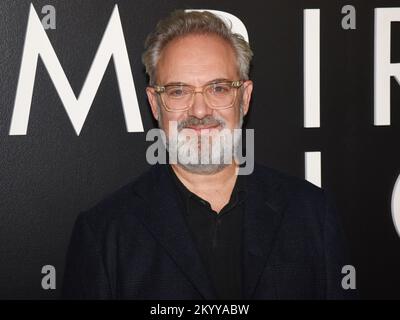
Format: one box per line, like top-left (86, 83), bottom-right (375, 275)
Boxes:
top-left (157, 104), bottom-right (244, 175)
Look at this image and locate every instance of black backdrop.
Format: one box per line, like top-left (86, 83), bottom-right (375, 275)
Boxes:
top-left (0, 0), bottom-right (399, 299)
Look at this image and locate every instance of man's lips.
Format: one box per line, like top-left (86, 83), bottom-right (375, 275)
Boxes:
top-left (184, 124), bottom-right (220, 132)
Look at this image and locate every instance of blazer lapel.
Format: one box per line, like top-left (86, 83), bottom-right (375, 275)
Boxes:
top-left (243, 164), bottom-right (287, 299)
top-left (132, 164), bottom-right (217, 300)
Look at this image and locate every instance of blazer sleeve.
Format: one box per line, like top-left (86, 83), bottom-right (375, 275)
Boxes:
top-left (323, 190), bottom-right (359, 299)
top-left (61, 212), bottom-right (112, 299)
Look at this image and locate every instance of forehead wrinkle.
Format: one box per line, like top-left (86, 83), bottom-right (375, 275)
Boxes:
top-left (156, 34), bottom-right (238, 85)
top-left (159, 66), bottom-right (236, 87)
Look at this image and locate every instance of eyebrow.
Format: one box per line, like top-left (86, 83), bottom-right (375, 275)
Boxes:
top-left (163, 78), bottom-right (231, 87)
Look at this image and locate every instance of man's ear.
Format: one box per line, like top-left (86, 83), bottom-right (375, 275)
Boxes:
top-left (241, 80), bottom-right (253, 116)
top-left (146, 87), bottom-right (160, 120)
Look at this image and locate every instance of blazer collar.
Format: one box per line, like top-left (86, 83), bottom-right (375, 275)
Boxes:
top-left (132, 164), bottom-right (218, 299)
top-left (242, 163), bottom-right (287, 299)
top-left (131, 163), bottom-right (287, 300)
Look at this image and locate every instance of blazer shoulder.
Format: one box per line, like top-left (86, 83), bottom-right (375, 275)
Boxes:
top-left (252, 163), bottom-right (336, 235)
top-left (76, 165), bottom-right (159, 232)
top-left (253, 162), bottom-right (327, 205)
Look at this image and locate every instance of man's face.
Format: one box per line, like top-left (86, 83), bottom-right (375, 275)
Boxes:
top-left (146, 34), bottom-right (253, 173)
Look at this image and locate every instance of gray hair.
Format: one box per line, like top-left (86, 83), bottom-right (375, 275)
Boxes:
top-left (142, 10), bottom-right (253, 85)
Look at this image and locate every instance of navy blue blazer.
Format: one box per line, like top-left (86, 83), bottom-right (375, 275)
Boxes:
top-left (62, 163), bottom-right (357, 299)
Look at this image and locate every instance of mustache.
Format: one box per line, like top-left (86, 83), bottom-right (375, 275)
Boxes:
top-left (177, 116), bottom-right (225, 131)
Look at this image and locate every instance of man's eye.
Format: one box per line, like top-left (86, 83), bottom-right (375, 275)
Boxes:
top-left (167, 87), bottom-right (189, 97)
top-left (211, 84), bottom-right (230, 94)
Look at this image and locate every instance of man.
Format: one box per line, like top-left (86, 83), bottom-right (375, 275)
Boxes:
top-left (62, 10), bottom-right (356, 299)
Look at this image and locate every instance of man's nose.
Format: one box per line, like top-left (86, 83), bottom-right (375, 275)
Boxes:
top-left (188, 92), bottom-right (213, 118)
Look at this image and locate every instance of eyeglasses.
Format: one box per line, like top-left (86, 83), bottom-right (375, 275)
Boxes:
top-left (152, 80), bottom-right (244, 112)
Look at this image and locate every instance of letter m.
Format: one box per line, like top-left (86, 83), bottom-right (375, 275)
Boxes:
top-left (10, 4), bottom-right (143, 136)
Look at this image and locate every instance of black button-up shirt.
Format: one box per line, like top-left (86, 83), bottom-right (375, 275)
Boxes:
top-left (167, 165), bottom-right (247, 300)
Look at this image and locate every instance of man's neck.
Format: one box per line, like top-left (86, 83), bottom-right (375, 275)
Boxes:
top-left (170, 163), bottom-right (239, 212)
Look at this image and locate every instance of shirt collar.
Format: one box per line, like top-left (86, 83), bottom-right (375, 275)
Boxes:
top-left (166, 164), bottom-right (247, 206)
